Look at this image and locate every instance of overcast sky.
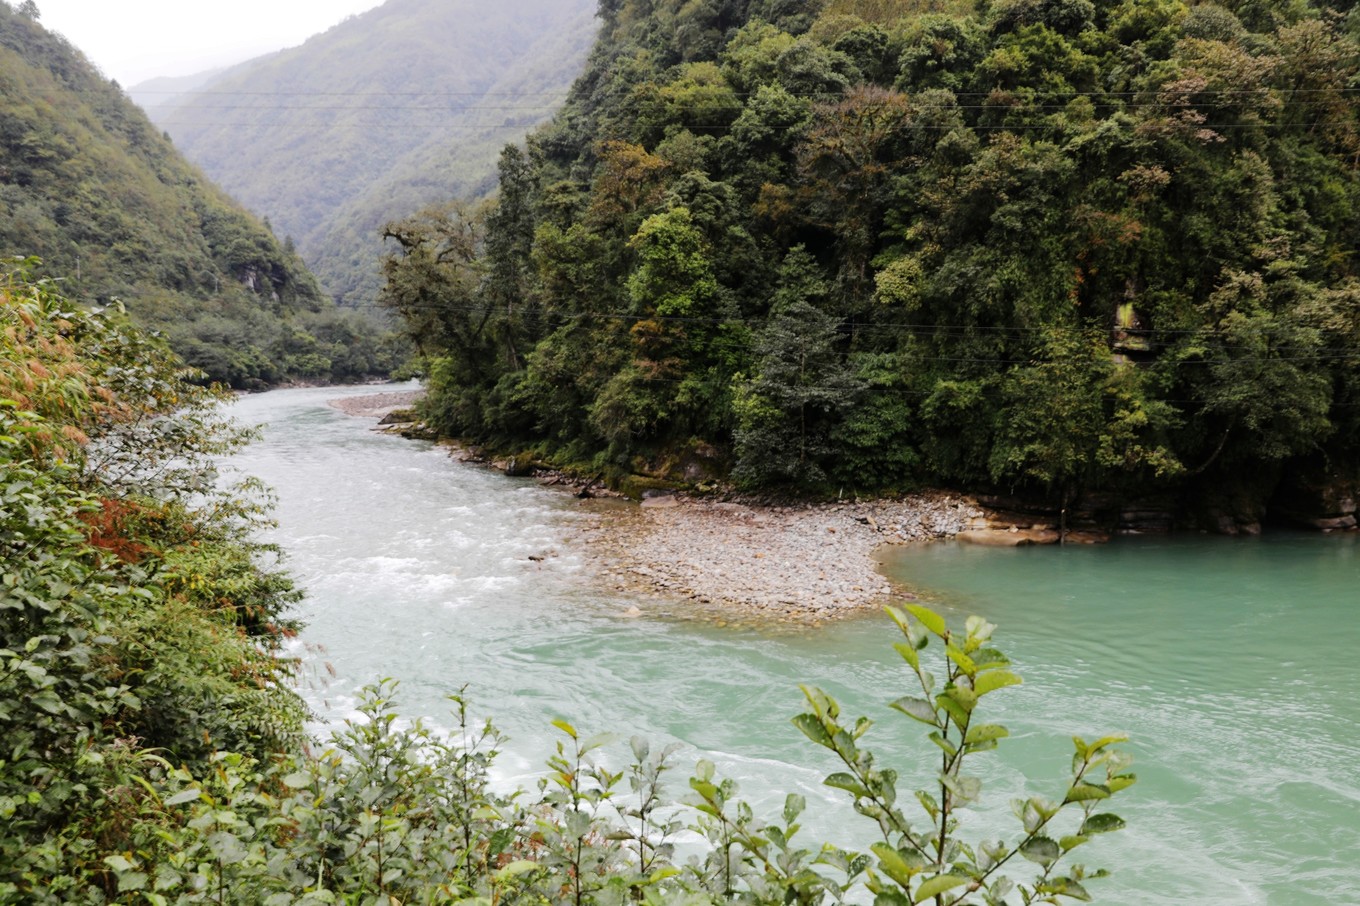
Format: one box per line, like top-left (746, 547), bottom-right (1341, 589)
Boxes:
top-left (34, 0), bottom-right (387, 85)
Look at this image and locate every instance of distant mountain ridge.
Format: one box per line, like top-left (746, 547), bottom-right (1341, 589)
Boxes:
top-left (128, 66), bottom-right (230, 114)
top-left (150, 0), bottom-right (597, 307)
top-left (0, 2), bottom-right (390, 387)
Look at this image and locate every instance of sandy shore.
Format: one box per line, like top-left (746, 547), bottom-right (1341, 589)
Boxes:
top-left (570, 493), bottom-right (983, 622)
top-left (328, 389), bottom-right (425, 419)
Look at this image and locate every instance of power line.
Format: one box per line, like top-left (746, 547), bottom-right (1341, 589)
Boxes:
top-left (359, 305), bottom-right (1360, 366)
top-left (113, 85), bottom-right (1360, 99)
top-left (351, 298), bottom-right (1357, 339)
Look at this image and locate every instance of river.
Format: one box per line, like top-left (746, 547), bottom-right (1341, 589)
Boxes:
top-left (230, 384), bottom-right (1359, 906)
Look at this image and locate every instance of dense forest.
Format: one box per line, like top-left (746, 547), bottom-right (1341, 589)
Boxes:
top-left (0, 2), bottom-right (396, 387)
top-left (150, 0), bottom-right (598, 308)
top-left (385, 0), bottom-right (1360, 532)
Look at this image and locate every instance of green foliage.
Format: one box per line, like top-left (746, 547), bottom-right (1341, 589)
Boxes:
top-left (734, 247), bottom-right (866, 488)
top-left (0, 266), bottom-right (307, 901)
top-left (798, 604), bottom-right (1136, 905)
top-left (382, 0), bottom-right (1360, 520)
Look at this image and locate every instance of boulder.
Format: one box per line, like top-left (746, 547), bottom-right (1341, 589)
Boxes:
top-left (641, 491), bottom-right (680, 509)
top-left (956, 528), bottom-right (1061, 547)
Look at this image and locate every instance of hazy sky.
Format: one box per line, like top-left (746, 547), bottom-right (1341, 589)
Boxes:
top-left (34, 0), bottom-right (387, 85)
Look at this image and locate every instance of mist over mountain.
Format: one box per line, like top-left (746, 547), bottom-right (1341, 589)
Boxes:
top-left (128, 66), bottom-right (230, 114)
top-left (151, 0), bottom-right (597, 307)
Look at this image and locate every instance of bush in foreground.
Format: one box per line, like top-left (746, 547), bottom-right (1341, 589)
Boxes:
top-left (84, 604), bottom-right (1134, 906)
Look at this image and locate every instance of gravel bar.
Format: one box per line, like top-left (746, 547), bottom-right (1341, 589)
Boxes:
top-left (570, 493), bottom-right (983, 623)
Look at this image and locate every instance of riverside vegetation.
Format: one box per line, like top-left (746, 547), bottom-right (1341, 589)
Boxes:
top-left (1, 263), bottom-right (1136, 903)
top-left (384, 0), bottom-right (1360, 529)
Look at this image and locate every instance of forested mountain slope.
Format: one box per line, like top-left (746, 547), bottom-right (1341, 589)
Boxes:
top-left (153, 0), bottom-right (597, 306)
top-left (0, 2), bottom-right (390, 387)
top-left (387, 0), bottom-right (1360, 531)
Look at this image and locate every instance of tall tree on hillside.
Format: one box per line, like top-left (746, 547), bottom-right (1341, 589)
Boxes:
top-left (734, 247), bottom-right (864, 486)
top-left (483, 145), bottom-right (540, 371)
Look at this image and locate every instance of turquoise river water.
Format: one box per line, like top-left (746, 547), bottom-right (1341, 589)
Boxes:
top-left (230, 384), bottom-right (1359, 906)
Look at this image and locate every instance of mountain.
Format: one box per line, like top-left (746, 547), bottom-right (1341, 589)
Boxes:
top-left (150, 0), bottom-right (597, 307)
top-left (127, 66), bottom-right (230, 114)
top-left (385, 0), bottom-right (1360, 532)
top-left (0, 2), bottom-right (393, 387)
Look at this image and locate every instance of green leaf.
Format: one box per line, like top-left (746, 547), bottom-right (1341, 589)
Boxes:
top-left (825, 772), bottom-right (868, 797)
top-left (103, 855), bottom-right (134, 873)
top-left (784, 793), bottom-right (806, 825)
top-left (974, 670), bottom-right (1022, 696)
top-left (1019, 836), bottom-right (1061, 867)
top-left (1107, 773), bottom-right (1137, 793)
top-left (118, 873), bottom-right (148, 893)
top-left (890, 696), bottom-right (939, 726)
top-left (1064, 783), bottom-right (1111, 804)
top-left (946, 645), bottom-right (977, 675)
top-left (1038, 878), bottom-right (1093, 901)
top-left (792, 713), bottom-right (833, 747)
top-left (871, 842), bottom-right (927, 888)
top-left (913, 874), bottom-right (969, 903)
top-left (1059, 834), bottom-right (1089, 852)
top-left (965, 615), bottom-right (996, 645)
top-left (972, 648), bottom-right (1011, 670)
top-left (964, 724), bottom-right (1009, 746)
top-left (495, 860), bottom-right (541, 881)
top-left (905, 605), bottom-right (947, 637)
top-left (928, 732), bottom-right (957, 757)
top-left (1080, 813), bottom-right (1126, 835)
top-left (940, 772), bottom-right (982, 806)
top-left (893, 641), bottom-right (920, 671)
top-left (281, 772), bottom-right (312, 790)
top-left (800, 684), bottom-right (841, 719)
top-left (489, 827), bottom-right (515, 857)
top-left (1061, 879), bottom-right (1092, 901)
top-left (551, 719), bottom-right (577, 739)
top-left (1087, 734), bottom-right (1129, 753)
top-left (937, 693), bottom-right (970, 728)
top-left (1016, 799), bottom-right (1043, 834)
top-left (31, 690), bottom-right (64, 715)
top-left (164, 788), bottom-right (204, 806)
top-left (207, 832), bottom-right (247, 865)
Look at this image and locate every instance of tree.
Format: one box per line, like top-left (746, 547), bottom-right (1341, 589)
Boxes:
top-left (734, 247), bottom-right (865, 487)
top-left (483, 144), bottom-right (540, 371)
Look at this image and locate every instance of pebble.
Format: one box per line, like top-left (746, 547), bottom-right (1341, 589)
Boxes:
top-left (567, 492), bottom-right (980, 623)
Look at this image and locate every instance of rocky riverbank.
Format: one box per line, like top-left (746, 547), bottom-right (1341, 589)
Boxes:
top-left (325, 389), bottom-right (1081, 620)
top-left (569, 493), bottom-right (984, 622)
top-left (327, 389), bottom-right (425, 419)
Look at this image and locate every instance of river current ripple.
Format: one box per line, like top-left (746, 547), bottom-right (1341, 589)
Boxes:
top-left (230, 384), bottom-right (1360, 906)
